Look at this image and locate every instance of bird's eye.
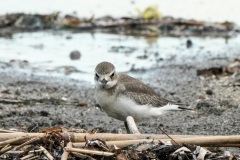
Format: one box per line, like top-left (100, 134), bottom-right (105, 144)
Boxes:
top-left (95, 73), bottom-right (99, 79)
top-left (110, 72), bottom-right (114, 78)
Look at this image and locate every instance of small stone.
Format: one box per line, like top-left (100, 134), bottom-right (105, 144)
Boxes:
top-left (186, 39), bottom-right (193, 48)
top-left (206, 89), bottom-right (213, 95)
top-left (66, 36), bottom-right (72, 39)
top-left (70, 50), bottom-right (81, 60)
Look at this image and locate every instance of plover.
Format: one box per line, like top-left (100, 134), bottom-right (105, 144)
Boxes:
top-left (94, 61), bottom-right (191, 122)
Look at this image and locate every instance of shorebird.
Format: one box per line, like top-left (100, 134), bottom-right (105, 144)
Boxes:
top-left (94, 61), bottom-right (191, 123)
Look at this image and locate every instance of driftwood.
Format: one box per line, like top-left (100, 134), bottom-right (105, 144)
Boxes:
top-left (0, 145), bottom-right (13, 155)
top-left (61, 142), bottom-right (72, 160)
top-left (0, 133), bottom-right (240, 147)
top-left (0, 133), bottom-right (199, 143)
top-left (73, 137), bottom-right (240, 148)
top-left (14, 137), bottom-right (39, 150)
top-left (40, 146), bottom-right (54, 160)
top-left (65, 147), bottom-right (114, 156)
top-left (0, 136), bottom-right (29, 146)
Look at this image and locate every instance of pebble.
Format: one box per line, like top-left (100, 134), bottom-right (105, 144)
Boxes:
top-left (70, 50), bottom-right (81, 60)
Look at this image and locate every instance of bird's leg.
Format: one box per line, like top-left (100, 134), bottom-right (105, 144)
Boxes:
top-left (124, 121), bottom-right (130, 134)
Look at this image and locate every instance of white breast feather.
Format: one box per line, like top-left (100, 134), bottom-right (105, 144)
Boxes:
top-left (96, 91), bottom-right (180, 122)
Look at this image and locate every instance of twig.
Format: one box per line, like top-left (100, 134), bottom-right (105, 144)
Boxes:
top-left (126, 116), bottom-right (141, 134)
top-left (20, 153), bottom-right (34, 160)
top-left (40, 146), bottom-right (54, 160)
top-left (65, 147), bottom-right (114, 156)
top-left (61, 142), bottom-right (72, 160)
top-left (0, 129), bottom-right (23, 133)
top-left (73, 139), bottom-right (160, 148)
top-left (0, 145), bottom-right (13, 155)
top-left (0, 136), bottom-right (28, 146)
top-left (14, 137), bottom-right (39, 150)
top-left (0, 133), bottom-right (198, 143)
top-left (7, 149), bottom-right (44, 154)
top-left (158, 127), bottom-right (181, 146)
top-left (27, 156), bottom-right (40, 160)
top-left (72, 152), bottom-right (96, 160)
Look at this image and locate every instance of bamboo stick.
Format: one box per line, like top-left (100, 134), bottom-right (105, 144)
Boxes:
top-left (20, 154), bottom-right (34, 160)
top-left (27, 156), bottom-right (40, 160)
top-left (126, 116), bottom-right (140, 134)
top-left (1, 133), bottom-right (240, 146)
top-left (0, 129), bottom-right (23, 133)
top-left (61, 142), bottom-right (72, 160)
top-left (0, 133), bottom-right (45, 144)
top-left (73, 136), bottom-right (240, 148)
top-left (61, 133), bottom-right (202, 142)
top-left (40, 146), bottom-right (54, 160)
top-left (72, 152), bottom-right (96, 160)
top-left (73, 139), bottom-right (159, 148)
top-left (7, 149), bottom-right (44, 154)
top-left (65, 147), bottom-right (114, 156)
top-left (14, 137), bottom-right (39, 150)
top-left (0, 146), bottom-right (13, 155)
top-left (0, 133), bottom-right (199, 143)
top-left (0, 136), bottom-right (28, 146)
top-left (172, 136), bottom-right (240, 146)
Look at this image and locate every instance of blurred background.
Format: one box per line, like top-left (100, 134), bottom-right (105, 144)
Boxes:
top-left (0, 0), bottom-right (240, 83)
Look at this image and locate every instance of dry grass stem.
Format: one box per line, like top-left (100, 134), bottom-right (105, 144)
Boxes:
top-left (65, 147), bottom-right (114, 156)
top-left (14, 137), bottom-right (39, 150)
top-left (72, 152), bottom-right (96, 160)
top-left (0, 136), bottom-right (28, 146)
top-left (61, 142), bottom-right (72, 160)
top-left (40, 146), bottom-right (54, 160)
top-left (0, 146), bottom-right (13, 155)
top-left (20, 153), bottom-right (34, 160)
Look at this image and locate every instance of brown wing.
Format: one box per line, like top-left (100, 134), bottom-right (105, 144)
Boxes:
top-left (117, 74), bottom-right (171, 107)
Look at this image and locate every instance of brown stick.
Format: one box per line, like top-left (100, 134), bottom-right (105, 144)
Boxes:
top-left (65, 147), bottom-right (114, 156)
top-left (40, 146), bottom-right (54, 160)
top-left (159, 127), bottom-right (180, 146)
top-left (61, 142), bottom-right (72, 160)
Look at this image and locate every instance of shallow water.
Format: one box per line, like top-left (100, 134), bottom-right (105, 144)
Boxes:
top-left (0, 31), bottom-right (240, 83)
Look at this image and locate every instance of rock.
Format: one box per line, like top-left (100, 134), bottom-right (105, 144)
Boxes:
top-left (206, 89), bottom-right (213, 95)
top-left (70, 50), bottom-right (81, 60)
top-left (197, 67), bottom-right (223, 77)
top-left (186, 39), bottom-right (193, 48)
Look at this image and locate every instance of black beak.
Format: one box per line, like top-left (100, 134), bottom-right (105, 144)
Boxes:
top-left (101, 79), bottom-right (108, 85)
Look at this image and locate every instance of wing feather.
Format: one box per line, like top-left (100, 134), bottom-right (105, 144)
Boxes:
top-left (117, 74), bottom-right (172, 107)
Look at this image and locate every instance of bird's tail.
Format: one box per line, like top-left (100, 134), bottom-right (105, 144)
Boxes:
top-left (162, 103), bottom-right (193, 111)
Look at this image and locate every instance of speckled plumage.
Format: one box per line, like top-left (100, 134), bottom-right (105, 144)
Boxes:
top-left (95, 61), bottom-right (115, 75)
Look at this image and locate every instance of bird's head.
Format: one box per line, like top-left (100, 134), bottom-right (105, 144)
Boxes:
top-left (94, 61), bottom-right (118, 89)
